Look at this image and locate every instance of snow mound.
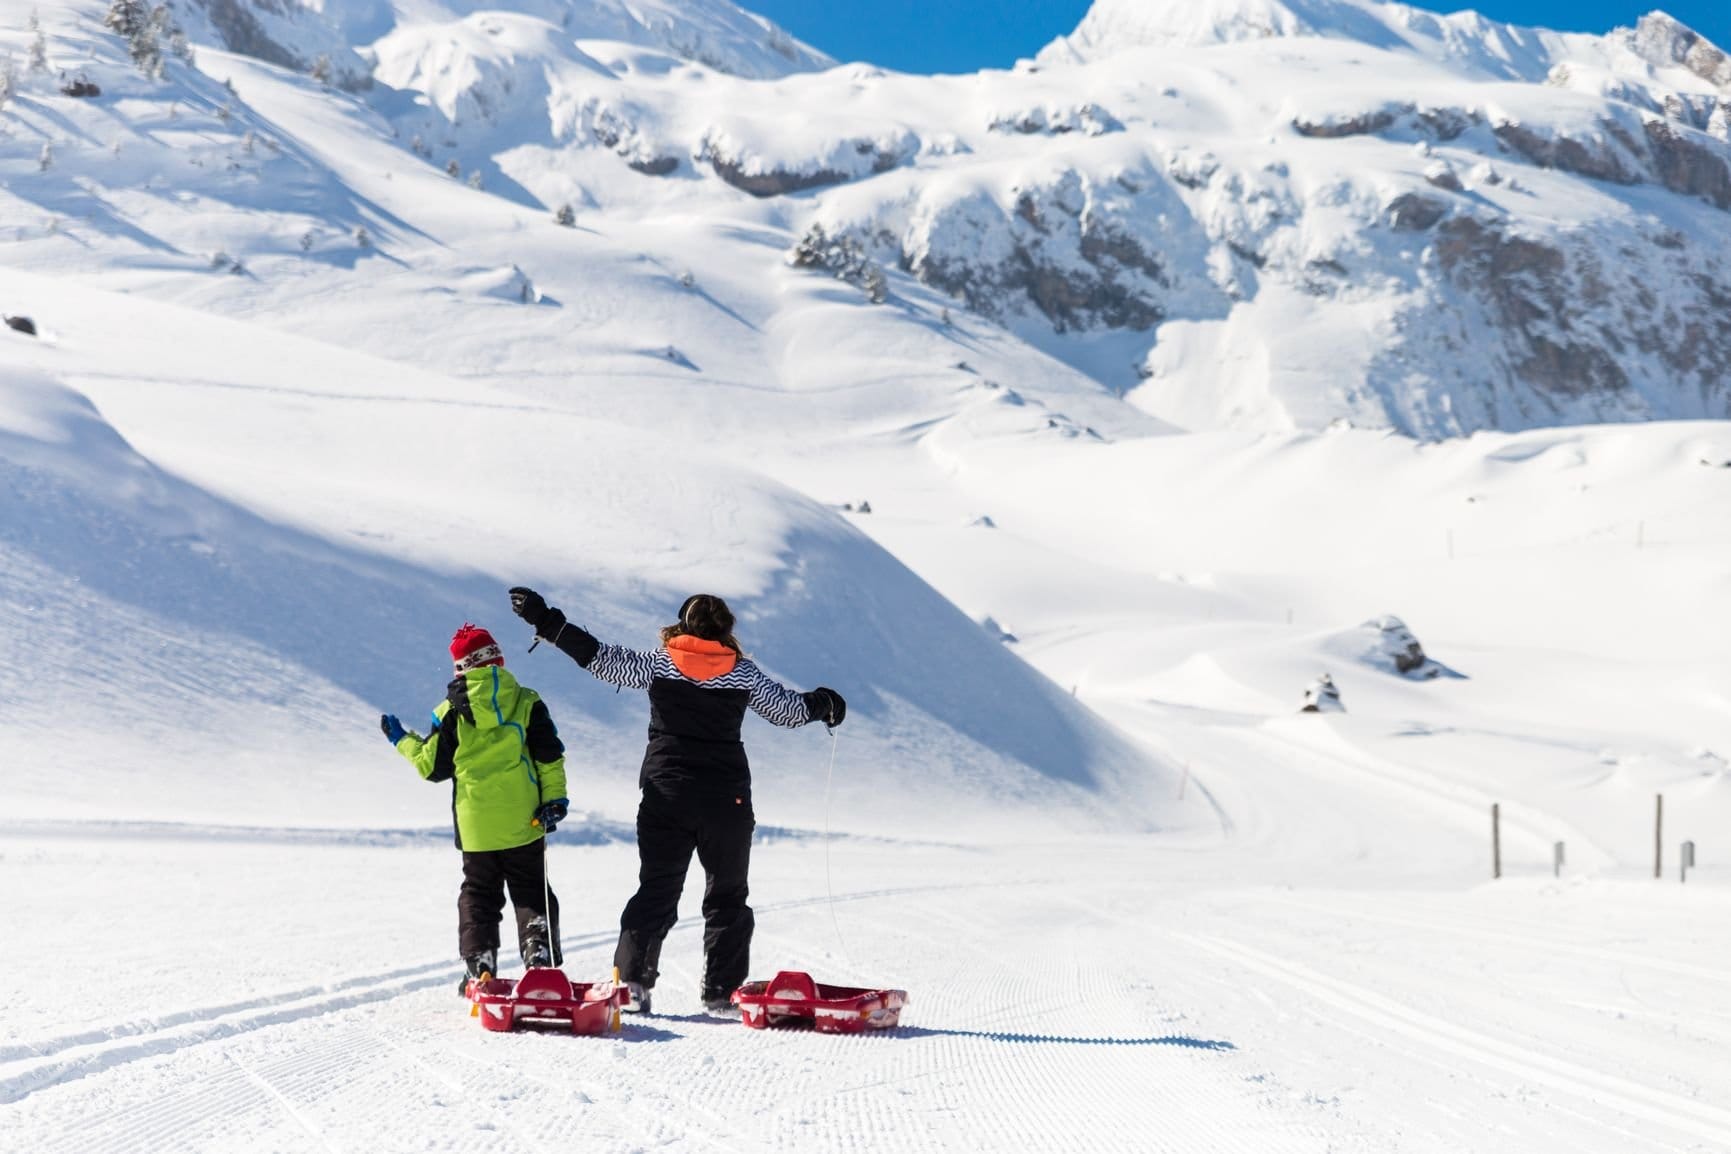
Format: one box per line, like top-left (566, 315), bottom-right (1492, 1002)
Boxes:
top-left (371, 13), bottom-right (609, 127)
top-left (1300, 672), bottom-right (1345, 712)
top-left (462, 263), bottom-right (543, 303)
top-left (537, 0), bottom-right (832, 79)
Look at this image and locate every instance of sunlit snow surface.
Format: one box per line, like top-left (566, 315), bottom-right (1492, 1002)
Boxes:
top-left (2, 0), bottom-right (1730, 1150)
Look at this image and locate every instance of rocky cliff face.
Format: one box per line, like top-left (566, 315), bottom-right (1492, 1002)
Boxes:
top-left (784, 3), bottom-right (1731, 436)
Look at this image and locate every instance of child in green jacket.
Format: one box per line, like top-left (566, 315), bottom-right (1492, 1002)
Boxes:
top-left (381, 624), bottom-right (569, 990)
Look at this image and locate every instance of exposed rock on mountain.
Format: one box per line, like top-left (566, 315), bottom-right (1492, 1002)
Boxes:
top-left (1357, 616), bottom-right (1451, 679)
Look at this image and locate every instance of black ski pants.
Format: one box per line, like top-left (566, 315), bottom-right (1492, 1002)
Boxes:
top-left (458, 839), bottom-right (561, 966)
top-left (614, 789), bottom-right (754, 998)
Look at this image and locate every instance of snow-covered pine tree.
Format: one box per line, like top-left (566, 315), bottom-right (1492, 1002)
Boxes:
top-left (103, 0), bottom-right (146, 40)
top-left (38, 142), bottom-right (53, 172)
top-left (467, 170), bottom-right (483, 190)
top-left (446, 159), bottom-right (460, 178)
top-left (107, 0), bottom-right (172, 78)
top-left (0, 56), bottom-right (16, 109)
top-left (28, 12), bottom-right (48, 74)
top-left (311, 54), bottom-right (332, 86)
top-left (790, 223), bottom-right (890, 304)
top-left (554, 203), bottom-right (576, 227)
top-left (144, 5), bottom-right (176, 78)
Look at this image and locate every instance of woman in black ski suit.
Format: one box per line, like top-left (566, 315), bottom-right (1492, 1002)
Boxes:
top-left (507, 587), bottom-right (845, 1013)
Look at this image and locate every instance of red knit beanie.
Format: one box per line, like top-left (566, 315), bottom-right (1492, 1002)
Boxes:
top-left (450, 624), bottom-right (504, 673)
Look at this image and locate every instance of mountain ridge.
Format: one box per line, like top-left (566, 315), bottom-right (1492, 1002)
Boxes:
top-left (3, 0), bottom-right (1729, 440)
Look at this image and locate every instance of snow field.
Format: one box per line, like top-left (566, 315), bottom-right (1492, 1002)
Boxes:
top-left (5, 826), bottom-right (1729, 1151)
top-left (2, 0), bottom-right (1730, 1149)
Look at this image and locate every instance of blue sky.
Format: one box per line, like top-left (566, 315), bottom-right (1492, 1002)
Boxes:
top-left (744, 1), bottom-right (1731, 75)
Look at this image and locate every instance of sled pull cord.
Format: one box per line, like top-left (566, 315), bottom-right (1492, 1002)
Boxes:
top-left (542, 824), bottom-right (553, 964)
top-left (822, 726), bottom-right (854, 970)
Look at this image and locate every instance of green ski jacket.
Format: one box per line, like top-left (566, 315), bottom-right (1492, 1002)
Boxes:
top-left (394, 666), bottom-right (568, 851)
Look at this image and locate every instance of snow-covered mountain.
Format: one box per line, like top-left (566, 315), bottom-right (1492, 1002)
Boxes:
top-left (8, 0), bottom-right (1731, 436)
top-left (2, 0), bottom-right (1727, 819)
top-left (176, 0), bottom-right (829, 87)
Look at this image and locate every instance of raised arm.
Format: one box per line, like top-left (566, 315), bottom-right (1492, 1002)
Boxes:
top-left (508, 586), bottom-right (655, 690)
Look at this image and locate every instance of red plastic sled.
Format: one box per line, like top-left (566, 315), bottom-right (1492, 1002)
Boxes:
top-left (732, 971), bottom-right (907, 1033)
top-left (467, 968), bottom-right (628, 1035)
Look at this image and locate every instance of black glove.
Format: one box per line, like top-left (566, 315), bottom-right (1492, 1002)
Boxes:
top-left (803, 687), bottom-right (846, 727)
top-left (509, 586), bottom-right (549, 629)
top-left (534, 798), bottom-right (568, 834)
top-left (380, 714), bottom-right (407, 744)
top-left (510, 586), bottom-right (567, 642)
top-left (445, 676), bottom-right (474, 723)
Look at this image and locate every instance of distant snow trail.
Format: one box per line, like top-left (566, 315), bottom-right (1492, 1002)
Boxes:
top-left (1262, 894), bottom-right (1731, 986)
top-left (1181, 933), bottom-right (1731, 1148)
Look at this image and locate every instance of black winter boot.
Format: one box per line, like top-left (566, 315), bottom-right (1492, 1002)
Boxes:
top-left (521, 916), bottom-right (553, 969)
top-left (461, 949), bottom-right (497, 994)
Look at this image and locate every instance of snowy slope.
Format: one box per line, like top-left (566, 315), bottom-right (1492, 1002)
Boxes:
top-left (0, 262), bottom-right (1162, 838)
top-left (172, 0), bottom-right (829, 86)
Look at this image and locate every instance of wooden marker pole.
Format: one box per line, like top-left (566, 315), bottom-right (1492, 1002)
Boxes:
top-left (1492, 803), bottom-right (1501, 880)
top-left (1655, 794), bottom-right (1664, 880)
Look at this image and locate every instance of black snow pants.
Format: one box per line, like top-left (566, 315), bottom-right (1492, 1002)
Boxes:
top-left (458, 840), bottom-right (561, 966)
top-left (613, 788), bottom-right (754, 998)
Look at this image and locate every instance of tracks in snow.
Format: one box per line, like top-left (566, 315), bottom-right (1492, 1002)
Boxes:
top-left (1180, 932), bottom-right (1731, 1149)
top-left (1262, 894), bottom-right (1731, 988)
top-left (0, 936), bottom-right (604, 1107)
top-left (0, 882), bottom-right (980, 1107)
